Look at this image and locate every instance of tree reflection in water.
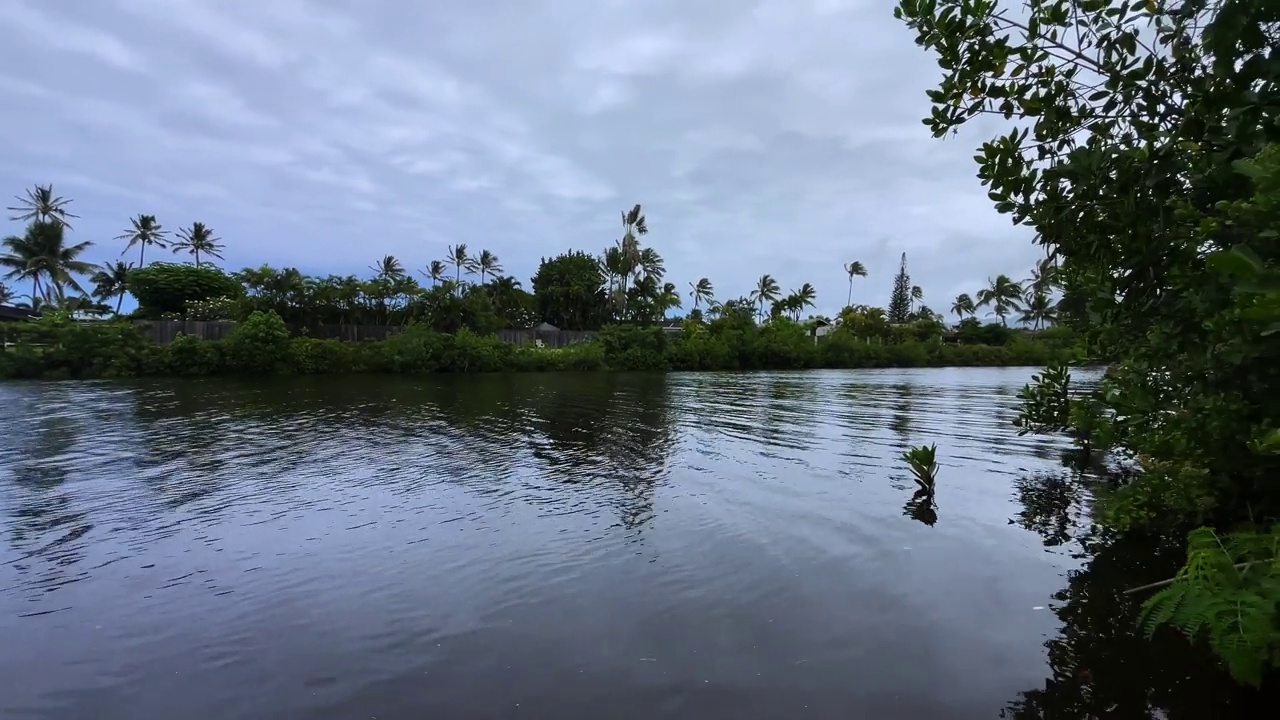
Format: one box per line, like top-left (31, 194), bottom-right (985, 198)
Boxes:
top-left (1004, 465), bottom-right (1276, 718)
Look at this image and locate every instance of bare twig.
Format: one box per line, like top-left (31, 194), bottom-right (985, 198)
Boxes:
top-left (1122, 561), bottom-right (1256, 595)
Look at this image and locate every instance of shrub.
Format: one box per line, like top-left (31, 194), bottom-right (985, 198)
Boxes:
top-left (598, 324), bottom-right (669, 370)
top-left (289, 337), bottom-right (359, 375)
top-left (223, 311), bottom-right (291, 374)
top-left (164, 333), bottom-right (222, 375)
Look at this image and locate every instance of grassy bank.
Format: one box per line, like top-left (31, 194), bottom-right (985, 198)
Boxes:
top-left (0, 311), bottom-right (1078, 380)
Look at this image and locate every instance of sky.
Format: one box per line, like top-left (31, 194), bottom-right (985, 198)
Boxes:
top-left (0, 0), bottom-right (1044, 320)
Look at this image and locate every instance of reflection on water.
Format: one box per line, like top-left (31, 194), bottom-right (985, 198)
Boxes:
top-left (0, 368), bottom-right (1262, 718)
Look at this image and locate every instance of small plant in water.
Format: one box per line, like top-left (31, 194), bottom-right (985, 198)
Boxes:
top-left (902, 443), bottom-right (939, 493)
top-left (901, 444), bottom-right (940, 527)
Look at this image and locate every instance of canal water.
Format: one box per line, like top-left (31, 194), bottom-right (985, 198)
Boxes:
top-left (0, 368), bottom-right (1246, 718)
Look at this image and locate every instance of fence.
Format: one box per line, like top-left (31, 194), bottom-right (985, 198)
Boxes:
top-left (135, 321), bottom-right (596, 348)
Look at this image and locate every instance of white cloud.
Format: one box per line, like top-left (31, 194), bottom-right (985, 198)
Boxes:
top-left (0, 1), bottom-right (143, 71)
top-left (0, 0), bottom-right (1043, 317)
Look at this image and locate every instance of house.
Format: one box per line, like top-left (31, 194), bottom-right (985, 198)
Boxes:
top-left (809, 318), bottom-right (834, 343)
top-left (0, 305), bottom-right (37, 322)
top-left (528, 321), bottom-right (559, 332)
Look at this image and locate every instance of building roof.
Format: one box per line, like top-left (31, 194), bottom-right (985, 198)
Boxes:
top-left (0, 304), bottom-right (37, 321)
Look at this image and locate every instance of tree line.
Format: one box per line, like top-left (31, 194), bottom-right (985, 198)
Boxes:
top-left (2, 190), bottom-right (1060, 338)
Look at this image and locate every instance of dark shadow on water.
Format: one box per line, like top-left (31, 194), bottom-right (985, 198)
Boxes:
top-left (1004, 468), bottom-right (1277, 718)
top-left (902, 488), bottom-right (938, 527)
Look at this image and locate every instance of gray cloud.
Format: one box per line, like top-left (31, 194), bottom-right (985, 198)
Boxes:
top-left (0, 0), bottom-right (1042, 318)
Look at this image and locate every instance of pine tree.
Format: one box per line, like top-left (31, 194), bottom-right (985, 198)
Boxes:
top-left (888, 252), bottom-right (912, 323)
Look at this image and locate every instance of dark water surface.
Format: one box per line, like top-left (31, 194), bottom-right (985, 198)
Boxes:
top-left (0, 368), bottom-right (1226, 719)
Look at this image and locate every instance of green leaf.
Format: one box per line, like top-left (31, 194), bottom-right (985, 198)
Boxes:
top-left (1206, 245), bottom-right (1264, 277)
top-left (1232, 158), bottom-right (1267, 179)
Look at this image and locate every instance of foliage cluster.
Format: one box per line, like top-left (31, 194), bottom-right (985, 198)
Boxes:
top-left (0, 310), bottom-right (1069, 380)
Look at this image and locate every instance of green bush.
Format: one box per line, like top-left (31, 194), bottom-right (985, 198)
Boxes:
top-left (223, 311), bottom-right (291, 374)
top-left (598, 325), bottom-right (669, 371)
top-left (0, 313), bottom-right (1078, 379)
top-left (165, 332), bottom-right (223, 375)
top-left (289, 337), bottom-right (359, 375)
top-left (376, 323), bottom-right (445, 373)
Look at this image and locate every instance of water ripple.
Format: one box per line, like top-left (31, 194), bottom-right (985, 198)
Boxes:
top-left (1, 368), bottom-right (1100, 720)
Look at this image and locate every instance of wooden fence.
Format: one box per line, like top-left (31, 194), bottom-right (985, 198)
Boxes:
top-left (135, 320), bottom-right (596, 348)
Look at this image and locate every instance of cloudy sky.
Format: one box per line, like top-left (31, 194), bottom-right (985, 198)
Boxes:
top-left (0, 0), bottom-right (1042, 318)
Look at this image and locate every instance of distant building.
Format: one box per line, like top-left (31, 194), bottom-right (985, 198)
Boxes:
top-left (528, 321), bottom-right (559, 332)
top-left (0, 305), bottom-right (37, 323)
top-left (809, 318), bottom-right (834, 341)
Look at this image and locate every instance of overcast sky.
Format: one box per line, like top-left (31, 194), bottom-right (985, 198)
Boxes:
top-left (0, 0), bottom-right (1043, 318)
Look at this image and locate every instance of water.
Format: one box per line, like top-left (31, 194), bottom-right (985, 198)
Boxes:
top-left (0, 367), bottom-right (1234, 719)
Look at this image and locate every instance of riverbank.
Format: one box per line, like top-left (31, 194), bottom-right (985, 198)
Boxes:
top-left (0, 312), bottom-right (1079, 380)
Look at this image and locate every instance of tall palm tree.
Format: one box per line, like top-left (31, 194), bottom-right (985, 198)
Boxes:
top-left (369, 254), bottom-right (405, 280)
top-left (751, 274), bottom-right (781, 321)
top-left (950, 293), bottom-right (975, 322)
top-left (117, 214), bottom-right (167, 267)
top-left (689, 277), bottom-right (714, 310)
top-left (0, 282), bottom-right (13, 305)
top-left (637, 247), bottom-right (665, 281)
top-left (658, 281), bottom-right (682, 317)
top-left (1, 220), bottom-right (95, 302)
top-left (791, 282), bottom-right (817, 320)
top-left (617, 204), bottom-right (647, 295)
top-left (91, 261), bottom-right (132, 314)
top-left (171, 222), bottom-right (224, 267)
top-left (475, 249), bottom-right (502, 284)
top-left (446, 243), bottom-right (471, 288)
top-left (1020, 289), bottom-right (1058, 330)
top-left (843, 261), bottom-right (866, 307)
top-left (1026, 256), bottom-right (1060, 295)
top-left (8, 184), bottom-right (78, 229)
top-left (910, 285), bottom-right (924, 314)
top-left (976, 274), bottom-right (1025, 326)
top-left (421, 260), bottom-right (448, 288)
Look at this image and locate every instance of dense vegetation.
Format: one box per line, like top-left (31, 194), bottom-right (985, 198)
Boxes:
top-left (0, 308), bottom-right (1075, 380)
top-left (1, 185), bottom-right (1072, 376)
top-left (3, 188), bottom-right (1063, 335)
top-left (897, 0), bottom-right (1280, 690)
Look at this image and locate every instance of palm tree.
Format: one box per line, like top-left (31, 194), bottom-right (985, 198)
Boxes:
top-left (369, 254), bottom-right (405, 280)
top-left (475, 249), bottom-right (502, 283)
top-left (617, 204), bottom-right (647, 296)
top-left (976, 274), bottom-right (1025, 326)
top-left (1026, 256), bottom-right (1059, 295)
top-left (843, 261), bottom-right (866, 307)
top-left (117, 214), bottom-right (167, 267)
top-left (0, 282), bottom-right (13, 305)
top-left (600, 246), bottom-right (627, 300)
top-left (689, 277), bottom-right (714, 310)
top-left (8, 184), bottom-right (78, 229)
top-left (751, 274), bottom-right (781, 321)
top-left (791, 282), bottom-right (817, 320)
top-left (171, 222), bottom-right (224, 267)
top-left (1, 220), bottom-right (95, 302)
top-left (421, 260), bottom-right (448, 288)
top-left (658, 281), bottom-right (682, 317)
top-left (91, 261), bottom-right (132, 314)
top-left (488, 274), bottom-right (522, 295)
top-left (950, 293), bottom-right (975, 322)
top-left (637, 247), bottom-right (665, 281)
top-left (446, 244), bottom-right (471, 288)
top-left (910, 285), bottom-right (924, 314)
top-left (1020, 290), bottom-right (1058, 330)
